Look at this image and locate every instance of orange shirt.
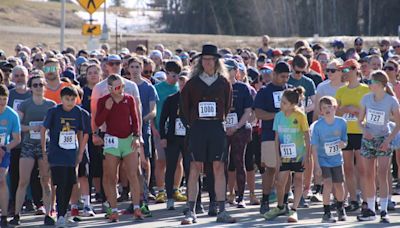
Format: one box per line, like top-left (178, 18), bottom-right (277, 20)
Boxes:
top-left (310, 60), bottom-right (325, 80)
top-left (44, 81), bottom-right (82, 104)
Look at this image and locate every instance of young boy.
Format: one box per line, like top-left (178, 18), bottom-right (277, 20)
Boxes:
top-left (41, 86), bottom-right (87, 227)
top-left (0, 84), bottom-right (21, 228)
top-left (311, 96), bottom-right (347, 223)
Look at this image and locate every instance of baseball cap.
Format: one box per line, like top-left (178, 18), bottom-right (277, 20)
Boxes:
top-left (378, 38), bottom-right (390, 46)
top-left (224, 59), bottom-right (238, 70)
top-left (339, 59), bottom-right (361, 71)
top-left (0, 50), bottom-right (5, 57)
top-left (150, 50), bottom-right (163, 59)
top-left (62, 70), bottom-right (79, 85)
top-left (0, 60), bottom-right (13, 69)
top-left (331, 39), bottom-right (345, 48)
top-left (120, 48), bottom-right (130, 55)
top-left (107, 54), bottom-right (122, 62)
top-left (75, 56), bottom-right (88, 68)
top-left (153, 71), bottom-right (167, 82)
top-left (274, 61), bottom-right (291, 73)
top-left (238, 63), bottom-right (246, 72)
top-left (247, 67), bottom-right (260, 82)
top-left (272, 49), bottom-right (283, 57)
top-left (354, 37), bottom-right (363, 44)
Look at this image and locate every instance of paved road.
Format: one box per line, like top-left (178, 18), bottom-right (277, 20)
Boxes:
top-left (13, 175), bottom-right (400, 227)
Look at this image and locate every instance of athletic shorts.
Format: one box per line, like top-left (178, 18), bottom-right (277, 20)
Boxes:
top-left (188, 120), bottom-right (227, 162)
top-left (78, 151), bottom-right (89, 178)
top-left (361, 136), bottom-right (393, 159)
top-left (142, 133), bottom-right (152, 159)
top-left (51, 166), bottom-right (77, 186)
top-left (261, 141), bottom-right (277, 168)
top-left (21, 141), bottom-right (44, 160)
top-left (103, 135), bottom-right (137, 158)
top-left (279, 162), bottom-right (304, 173)
top-left (343, 134), bottom-right (362, 151)
top-left (0, 152), bottom-right (10, 168)
top-left (153, 134), bottom-right (165, 160)
top-left (321, 166), bottom-right (344, 183)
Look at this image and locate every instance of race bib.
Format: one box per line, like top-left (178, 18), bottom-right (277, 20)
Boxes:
top-left (29, 121), bottom-right (43, 140)
top-left (198, 102), bottom-right (216, 118)
top-left (273, 91), bottom-right (283, 108)
top-left (13, 99), bottom-right (23, 111)
top-left (58, 131), bottom-right (76, 150)
top-left (104, 134), bottom-right (118, 149)
top-left (280, 143), bottom-right (297, 158)
top-left (343, 113), bottom-right (358, 121)
top-left (174, 118), bottom-right (186, 136)
top-left (366, 109), bottom-right (385, 126)
top-left (225, 113), bottom-right (238, 128)
top-left (0, 133), bottom-right (5, 146)
top-left (324, 140), bottom-right (341, 156)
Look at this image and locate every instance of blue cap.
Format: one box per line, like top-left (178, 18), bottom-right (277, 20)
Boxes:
top-left (224, 58), bottom-right (238, 70)
top-left (331, 39), bottom-right (345, 48)
top-left (75, 56), bottom-right (88, 68)
top-left (238, 63), bottom-right (246, 72)
top-left (107, 54), bottom-right (122, 62)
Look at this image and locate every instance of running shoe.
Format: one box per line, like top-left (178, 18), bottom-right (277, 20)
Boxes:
top-left (287, 209), bottom-right (298, 223)
top-left (321, 212), bottom-right (336, 223)
top-left (155, 192), bottom-right (166, 203)
top-left (263, 206), bottom-right (286, 220)
top-left (216, 211), bottom-right (236, 223)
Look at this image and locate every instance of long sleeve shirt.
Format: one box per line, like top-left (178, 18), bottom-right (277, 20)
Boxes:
top-left (180, 75), bottom-right (232, 127)
top-left (159, 92), bottom-right (185, 140)
top-left (95, 94), bottom-right (140, 138)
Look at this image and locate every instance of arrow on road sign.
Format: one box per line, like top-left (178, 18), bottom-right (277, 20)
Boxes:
top-left (82, 24), bottom-right (102, 36)
top-left (78, 0), bottom-right (105, 14)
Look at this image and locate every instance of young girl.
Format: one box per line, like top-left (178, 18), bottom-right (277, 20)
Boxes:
top-left (357, 70), bottom-right (400, 223)
top-left (264, 87), bottom-right (310, 223)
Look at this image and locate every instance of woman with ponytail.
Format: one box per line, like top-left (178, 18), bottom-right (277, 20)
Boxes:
top-left (357, 70), bottom-right (400, 223)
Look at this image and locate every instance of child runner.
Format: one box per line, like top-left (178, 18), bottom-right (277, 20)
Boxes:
top-left (357, 70), bottom-right (400, 223)
top-left (0, 84), bottom-right (21, 228)
top-left (264, 87), bottom-right (310, 223)
top-left (41, 86), bottom-right (86, 227)
top-left (312, 96), bottom-right (347, 223)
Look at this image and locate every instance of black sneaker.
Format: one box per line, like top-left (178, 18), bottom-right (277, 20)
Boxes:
top-left (9, 214), bottom-right (20, 226)
top-left (117, 191), bottom-right (129, 202)
top-left (44, 215), bottom-right (55, 226)
top-left (0, 216), bottom-right (7, 228)
top-left (345, 201), bottom-right (360, 212)
top-left (357, 208), bottom-right (376, 221)
top-left (337, 208), bottom-right (347, 221)
top-left (259, 202), bottom-right (270, 214)
top-left (299, 196), bottom-right (309, 208)
top-left (321, 212), bottom-right (336, 223)
top-left (95, 193), bottom-right (104, 203)
top-left (380, 211), bottom-right (390, 223)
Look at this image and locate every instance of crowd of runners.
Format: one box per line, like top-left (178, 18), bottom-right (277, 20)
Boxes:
top-left (0, 35), bottom-right (400, 227)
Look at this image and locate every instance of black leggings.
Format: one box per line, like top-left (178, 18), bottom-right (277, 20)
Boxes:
top-left (245, 131), bottom-right (263, 173)
top-left (9, 148), bottom-right (21, 203)
top-left (165, 137), bottom-right (187, 199)
top-left (51, 167), bottom-right (76, 218)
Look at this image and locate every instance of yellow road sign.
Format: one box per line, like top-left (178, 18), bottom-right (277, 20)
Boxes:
top-left (78, 0), bottom-right (105, 14)
top-left (82, 24), bottom-right (102, 36)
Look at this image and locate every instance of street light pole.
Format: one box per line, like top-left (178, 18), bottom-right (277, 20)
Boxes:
top-left (101, 0), bottom-right (109, 41)
top-left (60, 0), bottom-right (65, 51)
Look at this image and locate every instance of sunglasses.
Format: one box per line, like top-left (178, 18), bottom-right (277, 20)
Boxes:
top-left (326, 69), bottom-right (338, 73)
top-left (394, 46), bottom-right (400, 49)
top-left (294, 70), bottom-right (305, 75)
top-left (367, 79), bottom-right (380, 85)
top-left (34, 58), bottom-right (44, 62)
top-left (143, 70), bottom-right (153, 75)
top-left (341, 66), bottom-right (357, 73)
top-left (355, 43), bottom-right (363, 46)
top-left (113, 84), bottom-right (124, 91)
top-left (32, 83), bottom-right (44, 88)
top-left (43, 66), bottom-right (57, 73)
top-left (108, 62), bottom-right (121, 66)
top-left (260, 69), bottom-right (272, 74)
top-left (384, 66), bottom-right (395, 71)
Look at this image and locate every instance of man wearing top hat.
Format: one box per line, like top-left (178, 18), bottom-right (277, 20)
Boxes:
top-left (180, 44), bottom-right (235, 224)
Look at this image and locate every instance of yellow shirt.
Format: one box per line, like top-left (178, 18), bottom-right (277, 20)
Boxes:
top-left (335, 84), bottom-right (370, 134)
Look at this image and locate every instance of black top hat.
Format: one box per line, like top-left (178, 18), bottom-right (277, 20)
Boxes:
top-left (200, 44), bottom-right (221, 58)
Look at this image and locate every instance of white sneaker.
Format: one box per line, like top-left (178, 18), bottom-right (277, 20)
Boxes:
top-left (66, 216), bottom-right (78, 227)
top-left (83, 206), bottom-right (96, 217)
top-left (56, 216), bottom-right (66, 228)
